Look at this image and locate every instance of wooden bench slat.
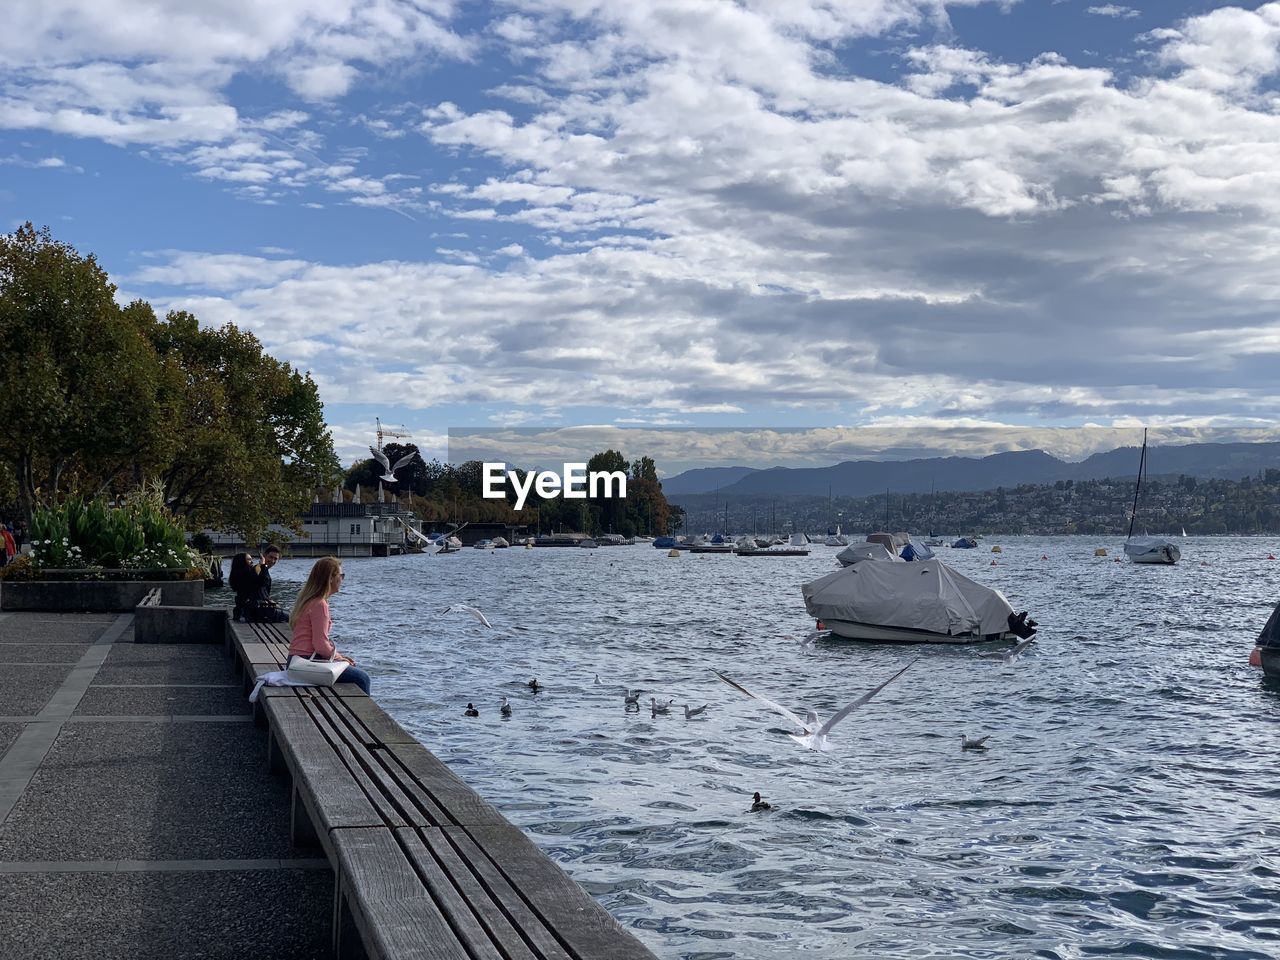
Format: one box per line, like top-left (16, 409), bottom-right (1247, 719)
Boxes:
top-left (333, 827), bottom-right (474, 960)
top-left (457, 824), bottom-right (654, 960)
top-left (263, 698), bottom-right (385, 834)
top-left (384, 741), bottom-right (507, 827)
top-left (297, 698), bottom-right (410, 831)
top-left (319, 688), bottom-right (419, 745)
top-left (414, 828), bottom-right (566, 960)
top-left (395, 828), bottom-right (512, 960)
top-left (305, 697), bottom-right (433, 829)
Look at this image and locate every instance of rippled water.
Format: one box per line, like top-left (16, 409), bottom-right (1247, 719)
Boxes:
top-left (218, 537), bottom-right (1280, 959)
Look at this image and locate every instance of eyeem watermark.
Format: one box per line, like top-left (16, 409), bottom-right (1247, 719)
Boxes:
top-left (482, 462), bottom-right (627, 510)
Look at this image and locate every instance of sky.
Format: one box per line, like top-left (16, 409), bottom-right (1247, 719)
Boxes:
top-left (5, 0), bottom-right (1280, 471)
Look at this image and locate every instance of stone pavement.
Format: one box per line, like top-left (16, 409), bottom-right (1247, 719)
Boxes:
top-left (0, 609), bottom-right (334, 959)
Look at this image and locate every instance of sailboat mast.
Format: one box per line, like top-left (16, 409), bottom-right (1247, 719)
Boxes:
top-left (1126, 428), bottom-right (1147, 542)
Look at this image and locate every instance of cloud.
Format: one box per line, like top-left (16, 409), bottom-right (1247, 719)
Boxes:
top-left (1086, 5), bottom-right (1139, 19)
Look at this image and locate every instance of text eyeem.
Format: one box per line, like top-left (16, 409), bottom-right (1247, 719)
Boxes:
top-left (482, 462), bottom-right (628, 511)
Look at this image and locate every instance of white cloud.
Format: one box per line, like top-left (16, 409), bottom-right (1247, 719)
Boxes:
top-left (1086, 5), bottom-right (1139, 19)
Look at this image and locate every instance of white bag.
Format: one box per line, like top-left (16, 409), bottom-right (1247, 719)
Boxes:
top-left (285, 654), bottom-right (347, 687)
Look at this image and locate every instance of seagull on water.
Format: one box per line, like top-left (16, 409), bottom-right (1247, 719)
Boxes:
top-left (977, 636), bottom-right (1037, 665)
top-left (750, 791), bottom-right (773, 812)
top-left (369, 445), bottom-right (418, 484)
top-left (650, 697), bottom-right (672, 716)
top-left (715, 661), bottom-right (917, 752)
top-left (500, 697), bottom-right (512, 717)
top-left (624, 690), bottom-right (640, 710)
top-left (463, 702), bottom-right (479, 717)
top-left (961, 734), bottom-right (990, 750)
top-left (528, 678), bottom-right (543, 693)
top-left (683, 704), bottom-right (707, 720)
top-left (441, 604), bottom-right (493, 629)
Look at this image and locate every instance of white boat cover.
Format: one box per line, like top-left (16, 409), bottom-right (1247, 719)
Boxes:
top-left (1123, 536), bottom-right (1180, 562)
top-left (802, 560), bottom-right (1015, 637)
top-left (835, 542), bottom-right (901, 567)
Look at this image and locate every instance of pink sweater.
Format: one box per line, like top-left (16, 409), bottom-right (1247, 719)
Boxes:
top-left (289, 598), bottom-right (337, 660)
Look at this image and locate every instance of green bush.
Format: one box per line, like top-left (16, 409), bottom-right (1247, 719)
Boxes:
top-left (29, 484), bottom-right (195, 571)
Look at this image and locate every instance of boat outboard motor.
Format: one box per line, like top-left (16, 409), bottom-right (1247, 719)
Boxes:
top-left (1007, 611), bottom-right (1038, 639)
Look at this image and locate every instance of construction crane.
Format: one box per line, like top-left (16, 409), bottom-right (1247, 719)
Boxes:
top-left (375, 417), bottom-right (413, 452)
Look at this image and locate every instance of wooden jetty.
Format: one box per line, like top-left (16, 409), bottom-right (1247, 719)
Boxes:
top-left (0, 602), bottom-right (658, 960)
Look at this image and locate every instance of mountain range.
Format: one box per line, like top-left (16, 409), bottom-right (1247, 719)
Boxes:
top-left (660, 442), bottom-right (1280, 498)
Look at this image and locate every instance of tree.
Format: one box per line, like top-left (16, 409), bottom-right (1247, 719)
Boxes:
top-left (148, 310), bottom-right (338, 540)
top-left (0, 224), bottom-right (171, 523)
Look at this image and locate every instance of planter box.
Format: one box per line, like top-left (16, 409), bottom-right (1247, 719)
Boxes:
top-left (0, 580), bottom-right (204, 612)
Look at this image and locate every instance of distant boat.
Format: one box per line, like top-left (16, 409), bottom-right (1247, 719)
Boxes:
top-left (1124, 428), bottom-right (1180, 565)
top-left (579, 538), bottom-right (599, 549)
top-left (952, 537), bottom-right (978, 549)
top-left (473, 539), bottom-right (495, 550)
top-left (653, 536), bottom-right (677, 549)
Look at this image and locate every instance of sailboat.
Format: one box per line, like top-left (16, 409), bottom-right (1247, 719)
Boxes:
top-left (1123, 429), bottom-right (1181, 565)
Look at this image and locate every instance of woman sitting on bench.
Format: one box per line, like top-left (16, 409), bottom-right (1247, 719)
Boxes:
top-left (287, 557), bottom-right (372, 694)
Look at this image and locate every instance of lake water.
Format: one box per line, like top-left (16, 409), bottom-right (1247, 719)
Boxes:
top-left (222, 537), bottom-right (1280, 959)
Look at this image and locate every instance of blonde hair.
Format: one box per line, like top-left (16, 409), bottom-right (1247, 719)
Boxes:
top-left (289, 556), bottom-right (342, 628)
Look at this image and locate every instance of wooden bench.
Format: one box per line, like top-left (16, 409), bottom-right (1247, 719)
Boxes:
top-left (225, 615), bottom-right (655, 960)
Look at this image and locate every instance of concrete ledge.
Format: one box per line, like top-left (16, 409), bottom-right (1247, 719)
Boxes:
top-left (134, 606), bottom-right (227, 645)
top-left (0, 581), bottom-right (204, 613)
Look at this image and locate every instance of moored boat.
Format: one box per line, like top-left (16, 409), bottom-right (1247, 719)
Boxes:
top-left (802, 559), bottom-right (1038, 644)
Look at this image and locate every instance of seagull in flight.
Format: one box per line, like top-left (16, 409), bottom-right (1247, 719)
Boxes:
top-left (441, 604), bottom-right (493, 629)
top-left (977, 636), bottom-right (1037, 665)
top-left (960, 734), bottom-right (990, 750)
top-left (715, 661), bottom-right (917, 752)
top-left (369, 445), bottom-right (418, 483)
top-left (790, 629), bottom-right (825, 652)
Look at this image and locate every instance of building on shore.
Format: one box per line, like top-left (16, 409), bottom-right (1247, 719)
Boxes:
top-left (204, 484), bottom-right (426, 557)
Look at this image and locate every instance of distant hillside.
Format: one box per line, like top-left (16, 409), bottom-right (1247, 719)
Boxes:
top-left (683, 441), bottom-right (1280, 499)
top-left (661, 465), bottom-right (759, 495)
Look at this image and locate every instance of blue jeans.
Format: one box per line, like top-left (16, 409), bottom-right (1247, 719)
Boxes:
top-left (338, 664), bottom-right (372, 694)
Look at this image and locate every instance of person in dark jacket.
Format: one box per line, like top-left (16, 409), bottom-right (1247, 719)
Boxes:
top-left (245, 544), bottom-right (289, 623)
top-left (227, 552), bottom-right (256, 621)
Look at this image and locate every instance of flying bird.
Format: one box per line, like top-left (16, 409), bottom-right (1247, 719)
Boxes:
top-left (977, 636), bottom-right (1037, 665)
top-left (791, 629), bottom-right (824, 652)
top-left (369, 445), bottom-right (418, 483)
top-left (441, 604), bottom-right (493, 629)
top-left (961, 734), bottom-right (990, 751)
top-left (716, 662), bottom-right (917, 752)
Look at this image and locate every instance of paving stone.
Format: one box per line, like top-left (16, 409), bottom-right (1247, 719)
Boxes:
top-left (0, 721), bottom-right (309, 861)
top-left (0, 665), bottom-right (72, 717)
top-left (74, 686), bottom-right (249, 717)
top-left (0, 643), bottom-right (91, 664)
top-left (0, 722), bottom-right (24, 757)
top-left (0, 867), bottom-right (333, 960)
top-left (0, 616), bottom-right (113, 645)
top-left (93, 643), bottom-right (228, 685)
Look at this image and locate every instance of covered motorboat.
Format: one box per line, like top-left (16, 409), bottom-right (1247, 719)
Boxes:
top-left (1123, 536), bottom-right (1180, 565)
top-left (802, 560), bottom-right (1038, 644)
top-left (1258, 602), bottom-right (1280, 679)
top-left (835, 542), bottom-right (901, 567)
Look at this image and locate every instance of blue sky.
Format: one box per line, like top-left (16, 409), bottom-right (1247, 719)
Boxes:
top-left (5, 1), bottom-right (1280, 471)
